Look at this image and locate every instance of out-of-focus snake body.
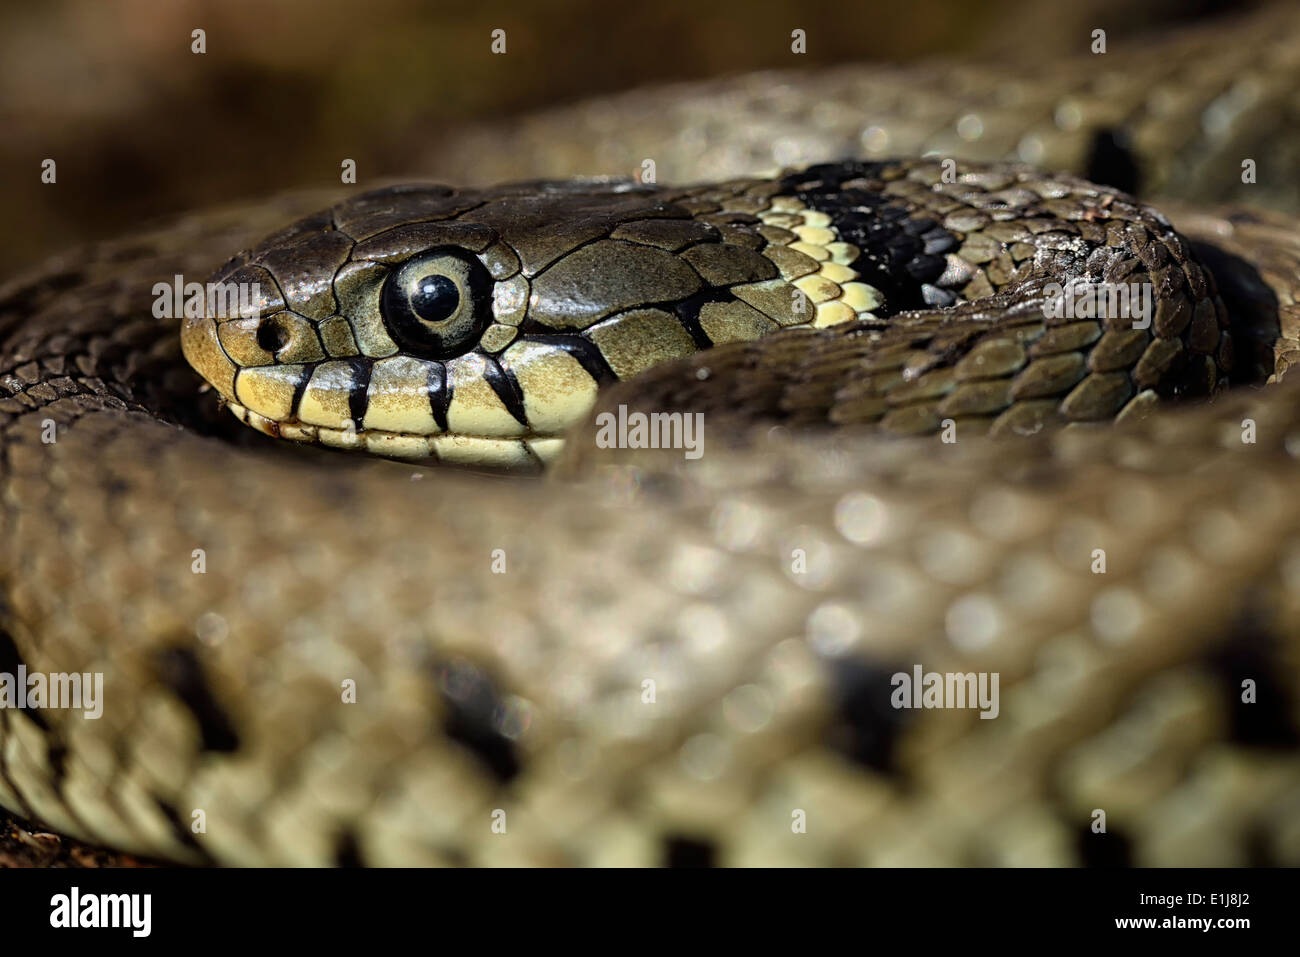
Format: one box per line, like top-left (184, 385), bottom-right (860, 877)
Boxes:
top-left (1, 6), bottom-right (1299, 866)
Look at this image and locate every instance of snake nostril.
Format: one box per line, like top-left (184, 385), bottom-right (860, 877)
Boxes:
top-left (256, 318), bottom-right (290, 355)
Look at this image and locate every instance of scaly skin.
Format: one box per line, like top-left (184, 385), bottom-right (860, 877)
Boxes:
top-left (1, 15), bottom-right (1299, 866)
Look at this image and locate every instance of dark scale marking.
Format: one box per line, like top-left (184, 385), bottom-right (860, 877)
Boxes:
top-left (154, 797), bottom-right (215, 862)
top-left (155, 647), bottom-right (240, 753)
top-left (46, 742), bottom-right (67, 784)
top-left (426, 360), bottom-right (451, 432)
top-left (1244, 822), bottom-right (1277, 867)
top-left (334, 828), bottom-right (365, 867)
top-left (921, 227), bottom-right (958, 256)
top-left (1085, 128), bottom-right (1141, 197)
top-left (518, 333), bottom-right (617, 384)
top-left (104, 477), bottom-right (130, 500)
top-left (823, 657), bottom-right (911, 774)
top-left (777, 160), bottom-right (899, 192)
top-left (1212, 615), bottom-right (1300, 749)
top-left (440, 846), bottom-right (470, 867)
top-left (435, 659), bottom-right (520, 784)
top-left (344, 357), bottom-right (373, 432)
top-left (664, 835), bottom-right (716, 867)
top-left (0, 629), bottom-right (54, 820)
top-left (779, 162), bottom-right (956, 316)
top-left (0, 629), bottom-right (49, 731)
top-left (1187, 239), bottom-right (1277, 387)
top-left (1076, 822), bottom-right (1133, 868)
top-left (671, 288), bottom-right (746, 350)
top-left (30, 729), bottom-right (98, 849)
top-left (900, 215), bottom-right (940, 236)
top-left (480, 353), bottom-right (528, 426)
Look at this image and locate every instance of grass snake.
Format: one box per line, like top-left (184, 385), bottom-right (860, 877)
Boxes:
top-left (1, 6), bottom-right (1299, 866)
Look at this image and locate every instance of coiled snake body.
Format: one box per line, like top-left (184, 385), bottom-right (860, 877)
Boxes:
top-left (2, 9), bottom-right (1300, 866)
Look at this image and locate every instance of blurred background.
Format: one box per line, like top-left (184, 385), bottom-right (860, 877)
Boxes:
top-left (0, 0), bottom-right (1252, 273)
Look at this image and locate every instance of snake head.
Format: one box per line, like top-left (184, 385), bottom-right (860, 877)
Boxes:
top-left (182, 179), bottom-right (877, 468)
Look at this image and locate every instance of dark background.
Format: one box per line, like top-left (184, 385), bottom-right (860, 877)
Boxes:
top-left (0, 0), bottom-right (1248, 273)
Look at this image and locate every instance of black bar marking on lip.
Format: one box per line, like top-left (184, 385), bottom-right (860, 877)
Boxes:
top-left (344, 357), bottom-right (373, 432)
top-left (516, 333), bottom-right (617, 385)
top-left (480, 354), bottom-right (529, 427)
top-left (155, 647), bottom-right (240, 753)
top-left (426, 360), bottom-right (451, 433)
top-left (286, 363), bottom-right (313, 428)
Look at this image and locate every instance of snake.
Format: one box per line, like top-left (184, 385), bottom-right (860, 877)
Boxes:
top-left (2, 6), bottom-right (1300, 868)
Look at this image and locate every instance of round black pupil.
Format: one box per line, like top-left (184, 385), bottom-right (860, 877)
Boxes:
top-left (410, 274), bottom-right (459, 323)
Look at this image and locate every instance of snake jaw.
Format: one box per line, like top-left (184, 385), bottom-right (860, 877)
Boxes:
top-left (220, 398), bottom-right (567, 469)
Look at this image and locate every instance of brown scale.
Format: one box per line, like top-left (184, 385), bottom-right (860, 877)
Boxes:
top-left (2, 71), bottom-right (1300, 865)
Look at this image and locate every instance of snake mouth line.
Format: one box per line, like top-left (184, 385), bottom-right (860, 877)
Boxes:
top-left (224, 401), bottom-right (565, 469)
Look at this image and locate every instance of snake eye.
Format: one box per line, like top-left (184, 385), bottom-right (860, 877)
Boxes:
top-left (410, 275), bottom-right (459, 323)
top-left (379, 249), bottom-right (491, 359)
